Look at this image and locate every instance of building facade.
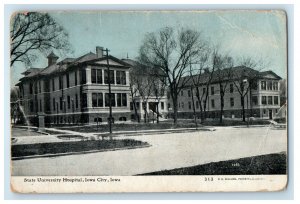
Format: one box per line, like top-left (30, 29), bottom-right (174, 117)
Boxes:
top-left (175, 67), bottom-right (282, 120)
top-left (17, 47), bottom-right (132, 126)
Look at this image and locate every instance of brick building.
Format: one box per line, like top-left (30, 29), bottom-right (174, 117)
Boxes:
top-left (175, 66), bottom-right (282, 120)
top-left (16, 47), bottom-right (132, 126)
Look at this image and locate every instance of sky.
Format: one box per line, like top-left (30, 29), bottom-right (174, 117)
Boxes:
top-left (11, 10), bottom-right (287, 87)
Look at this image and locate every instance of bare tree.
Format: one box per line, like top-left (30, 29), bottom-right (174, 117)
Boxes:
top-left (132, 64), bottom-right (155, 123)
top-left (151, 70), bottom-right (167, 124)
top-left (188, 46), bottom-right (212, 123)
top-left (10, 12), bottom-right (70, 67)
top-left (232, 57), bottom-right (266, 121)
top-left (138, 27), bottom-right (206, 125)
top-left (212, 50), bottom-right (234, 124)
top-left (10, 87), bottom-right (21, 124)
top-left (129, 66), bottom-right (141, 123)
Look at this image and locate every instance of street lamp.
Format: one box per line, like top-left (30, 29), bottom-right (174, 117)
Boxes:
top-left (243, 79), bottom-right (249, 127)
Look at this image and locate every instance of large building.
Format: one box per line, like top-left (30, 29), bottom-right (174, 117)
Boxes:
top-left (17, 47), bottom-right (132, 126)
top-left (16, 48), bottom-right (283, 126)
top-left (175, 66), bottom-right (282, 120)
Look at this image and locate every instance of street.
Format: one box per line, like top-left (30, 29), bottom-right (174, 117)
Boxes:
top-left (11, 126), bottom-right (287, 176)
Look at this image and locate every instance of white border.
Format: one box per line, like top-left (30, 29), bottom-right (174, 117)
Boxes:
top-left (1, 1), bottom-right (297, 202)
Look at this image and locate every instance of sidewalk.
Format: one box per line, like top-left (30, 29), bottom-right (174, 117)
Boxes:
top-left (12, 126), bottom-right (217, 145)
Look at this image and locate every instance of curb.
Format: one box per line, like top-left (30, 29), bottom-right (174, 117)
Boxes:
top-left (11, 144), bottom-right (151, 161)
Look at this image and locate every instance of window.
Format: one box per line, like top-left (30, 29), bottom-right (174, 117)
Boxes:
top-left (188, 101), bottom-right (192, 110)
top-left (161, 102), bottom-right (164, 110)
top-left (82, 93), bottom-right (87, 108)
top-left (104, 70), bottom-right (115, 84)
top-left (34, 83), bottom-right (38, 94)
top-left (230, 84), bottom-right (234, 93)
top-left (117, 93), bottom-right (122, 106)
top-left (53, 98), bottom-right (56, 111)
top-left (30, 83), bottom-right (33, 94)
top-left (168, 103), bottom-right (170, 109)
top-left (67, 96), bottom-right (71, 109)
top-left (262, 96), bottom-right (267, 105)
top-left (252, 96), bottom-right (258, 106)
top-left (38, 81), bottom-right (41, 93)
top-left (263, 109), bottom-right (266, 114)
top-left (60, 97), bottom-right (63, 110)
top-left (52, 78), bottom-right (55, 91)
top-left (211, 86), bottom-right (214, 95)
top-left (196, 101), bottom-right (199, 109)
top-left (30, 101), bottom-right (34, 112)
top-left (74, 71), bottom-right (77, 86)
top-left (59, 76), bottom-right (63, 89)
top-left (178, 102), bottom-right (180, 108)
top-left (203, 88), bottom-right (206, 95)
top-left (75, 94), bottom-right (78, 108)
top-left (181, 102), bottom-right (184, 109)
top-left (92, 69), bottom-right (103, 84)
top-left (274, 96), bottom-right (279, 105)
top-left (230, 98), bottom-right (234, 107)
top-left (261, 81), bottom-right (266, 90)
top-left (105, 93), bottom-right (115, 107)
top-left (66, 73), bottom-right (70, 88)
top-left (122, 93), bottom-right (127, 106)
top-left (116, 71), bottom-right (126, 85)
top-left (267, 81), bottom-right (272, 90)
top-left (268, 96), bottom-right (273, 105)
top-left (273, 82), bottom-right (278, 90)
top-left (81, 69), bottom-right (86, 84)
top-left (92, 93), bottom-right (103, 107)
top-left (44, 80), bottom-right (50, 92)
top-left (116, 93), bottom-right (126, 107)
top-left (130, 102), bottom-right (133, 110)
top-left (188, 90), bottom-right (191, 97)
top-left (211, 99), bottom-right (215, 108)
top-left (181, 91), bottom-right (183, 96)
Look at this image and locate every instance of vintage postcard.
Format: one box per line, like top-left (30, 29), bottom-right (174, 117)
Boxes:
top-left (10, 10), bottom-right (288, 193)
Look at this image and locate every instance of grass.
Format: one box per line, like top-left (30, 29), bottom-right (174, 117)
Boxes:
top-left (12, 139), bottom-right (149, 158)
top-left (55, 119), bottom-right (271, 133)
top-left (139, 153), bottom-right (286, 175)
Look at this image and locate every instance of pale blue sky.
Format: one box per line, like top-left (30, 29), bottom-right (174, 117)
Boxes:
top-left (11, 10), bottom-right (287, 86)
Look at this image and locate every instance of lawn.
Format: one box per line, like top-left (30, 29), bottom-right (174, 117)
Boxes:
top-left (12, 139), bottom-right (149, 159)
top-left (55, 119), bottom-right (271, 133)
top-left (139, 153), bottom-right (286, 175)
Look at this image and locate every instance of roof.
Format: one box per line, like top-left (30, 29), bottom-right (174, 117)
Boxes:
top-left (17, 51), bottom-right (132, 85)
top-left (179, 66), bottom-right (280, 88)
top-left (47, 51), bottom-right (58, 58)
top-left (21, 68), bottom-right (42, 76)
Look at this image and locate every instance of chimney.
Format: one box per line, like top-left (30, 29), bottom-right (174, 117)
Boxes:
top-left (47, 52), bottom-right (59, 66)
top-left (96, 46), bottom-right (103, 58)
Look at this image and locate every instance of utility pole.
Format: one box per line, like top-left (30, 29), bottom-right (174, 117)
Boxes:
top-left (105, 48), bottom-right (113, 138)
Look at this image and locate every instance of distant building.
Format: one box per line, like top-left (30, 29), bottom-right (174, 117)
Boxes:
top-left (174, 66), bottom-right (282, 120)
top-left (16, 47), bottom-right (132, 126)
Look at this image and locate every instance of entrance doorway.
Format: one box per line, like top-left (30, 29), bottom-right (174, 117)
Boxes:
top-left (269, 109), bottom-right (273, 119)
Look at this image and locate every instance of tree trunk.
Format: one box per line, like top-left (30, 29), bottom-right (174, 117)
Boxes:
top-left (241, 96), bottom-right (246, 122)
top-left (220, 94), bottom-right (224, 124)
top-left (172, 97), bottom-right (178, 126)
top-left (156, 102), bottom-right (160, 124)
top-left (190, 87), bottom-right (198, 129)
